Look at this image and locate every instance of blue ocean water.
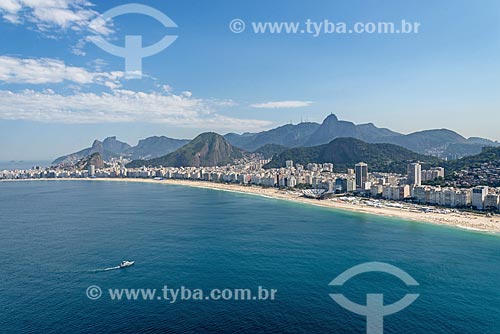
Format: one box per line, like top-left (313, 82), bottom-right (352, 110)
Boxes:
top-left (0, 160), bottom-right (51, 170)
top-left (0, 180), bottom-right (499, 333)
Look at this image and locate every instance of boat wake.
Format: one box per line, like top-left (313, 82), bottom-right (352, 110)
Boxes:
top-left (89, 261), bottom-right (134, 273)
top-left (93, 266), bottom-right (120, 272)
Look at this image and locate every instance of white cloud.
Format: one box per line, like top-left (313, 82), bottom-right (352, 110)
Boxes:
top-left (0, 56), bottom-right (249, 130)
top-left (0, 0), bottom-right (22, 13)
top-left (71, 37), bottom-right (90, 56)
top-left (0, 56), bottom-right (124, 87)
top-left (0, 0), bottom-right (113, 35)
top-left (250, 100), bottom-right (314, 109)
top-left (0, 89), bottom-right (272, 132)
top-left (161, 84), bottom-right (173, 94)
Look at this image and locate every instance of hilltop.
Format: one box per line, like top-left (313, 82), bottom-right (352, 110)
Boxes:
top-left (126, 133), bottom-right (243, 168)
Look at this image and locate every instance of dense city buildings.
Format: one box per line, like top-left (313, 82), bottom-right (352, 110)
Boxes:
top-left (449, 162), bottom-right (500, 188)
top-left (2, 158), bottom-right (500, 212)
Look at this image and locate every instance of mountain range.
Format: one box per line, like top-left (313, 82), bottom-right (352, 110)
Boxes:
top-left (53, 136), bottom-right (189, 165)
top-left (224, 114), bottom-right (499, 158)
top-left (53, 114), bottom-right (499, 167)
top-left (126, 133), bottom-right (243, 168)
top-left (52, 137), bottom-right (126, 165)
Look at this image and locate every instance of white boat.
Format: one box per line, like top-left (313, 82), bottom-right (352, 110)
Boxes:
top-left (119, 261), bottom-right (134, 268)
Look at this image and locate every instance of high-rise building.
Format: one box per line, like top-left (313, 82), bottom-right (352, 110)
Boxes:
top-left (454, 190), bottom-right (472, 208)
top-left (382, 185), bottom-right (410, 201)
top-left (484, 194), bottom-right (499, 211)
top-left (472, 186), bottom-right (489, 210)
top-left (346, 179), bottom-right (356, 192)
top-left (434, 167), bottom-right (445, 178)
top-left (370, 184), bottom-right (384, 197)
top-left (335, 178), bottom-right (345, 192)
top-left (88, 165), bottom-right (95, 177)
top-left (355, 162), bottom-right (368, 190)
top-left (407, 162), bottom-right (422, 186)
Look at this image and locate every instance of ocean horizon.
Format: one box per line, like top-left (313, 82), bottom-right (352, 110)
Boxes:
top-left (1, 180), bottom-right (499, 333)
top-left (0, 160), bottom-right (51, 171)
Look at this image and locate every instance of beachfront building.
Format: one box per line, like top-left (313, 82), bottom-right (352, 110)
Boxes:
top-left (441, 188), bottom-right (456, 207)
top-left (472, 186), bottom-right (489, 210)
top-left (3, 155), bottom-right (495, 213)
top-left (484, 194), bottom-right (499, 211)
top-left (411, 186), bottom-right (471, 208)
top-left (413, 186), bottom-right (428, 203)
top-left (88, 165), bottom-right (95, 177)
top-left (355, 162), bottom-right (368, 191)
top-left (371, 184), bottom-right (384, 197)
top-left (383, 186), bottom-right (395, 201)
top-left (238, 174), bottom-right (251, 184)
top-left (346, 179), bottom-right (356, 192)
top-left (454, 190), bottom-right (472, 207)
top-left (382, 185), bottom-right (410, 201)
top-left (335, 178), bottom-right (356, 193)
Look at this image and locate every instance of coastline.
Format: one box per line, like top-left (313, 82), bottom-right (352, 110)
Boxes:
top-left (3, 178), bottom-right (500, 234)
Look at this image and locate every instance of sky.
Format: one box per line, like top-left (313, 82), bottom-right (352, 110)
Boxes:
top-left (0, 0), bottom-right (499, 160)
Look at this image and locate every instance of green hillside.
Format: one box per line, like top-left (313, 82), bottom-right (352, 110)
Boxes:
top-left (127, 133), bottom-right (243, 168)
top-left (265, 137), bottom-right (443, 173)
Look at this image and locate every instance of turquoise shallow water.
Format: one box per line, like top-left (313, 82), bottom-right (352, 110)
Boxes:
top-left (0, 180), bottom-right (499, 333)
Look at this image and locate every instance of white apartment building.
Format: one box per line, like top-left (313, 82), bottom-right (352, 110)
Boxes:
top-left (407, 163), bottom-right (422, 186)
top-left (322, 163), bottom-right (334, 172)
top-left (454, 190), bottom-right (472, 207)
top-left (421, 167), bottom-right (445, 182)
top-left (371, 184), bottom-right (384, 197)
top-left (383, 185), bottom-right (410, 201)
